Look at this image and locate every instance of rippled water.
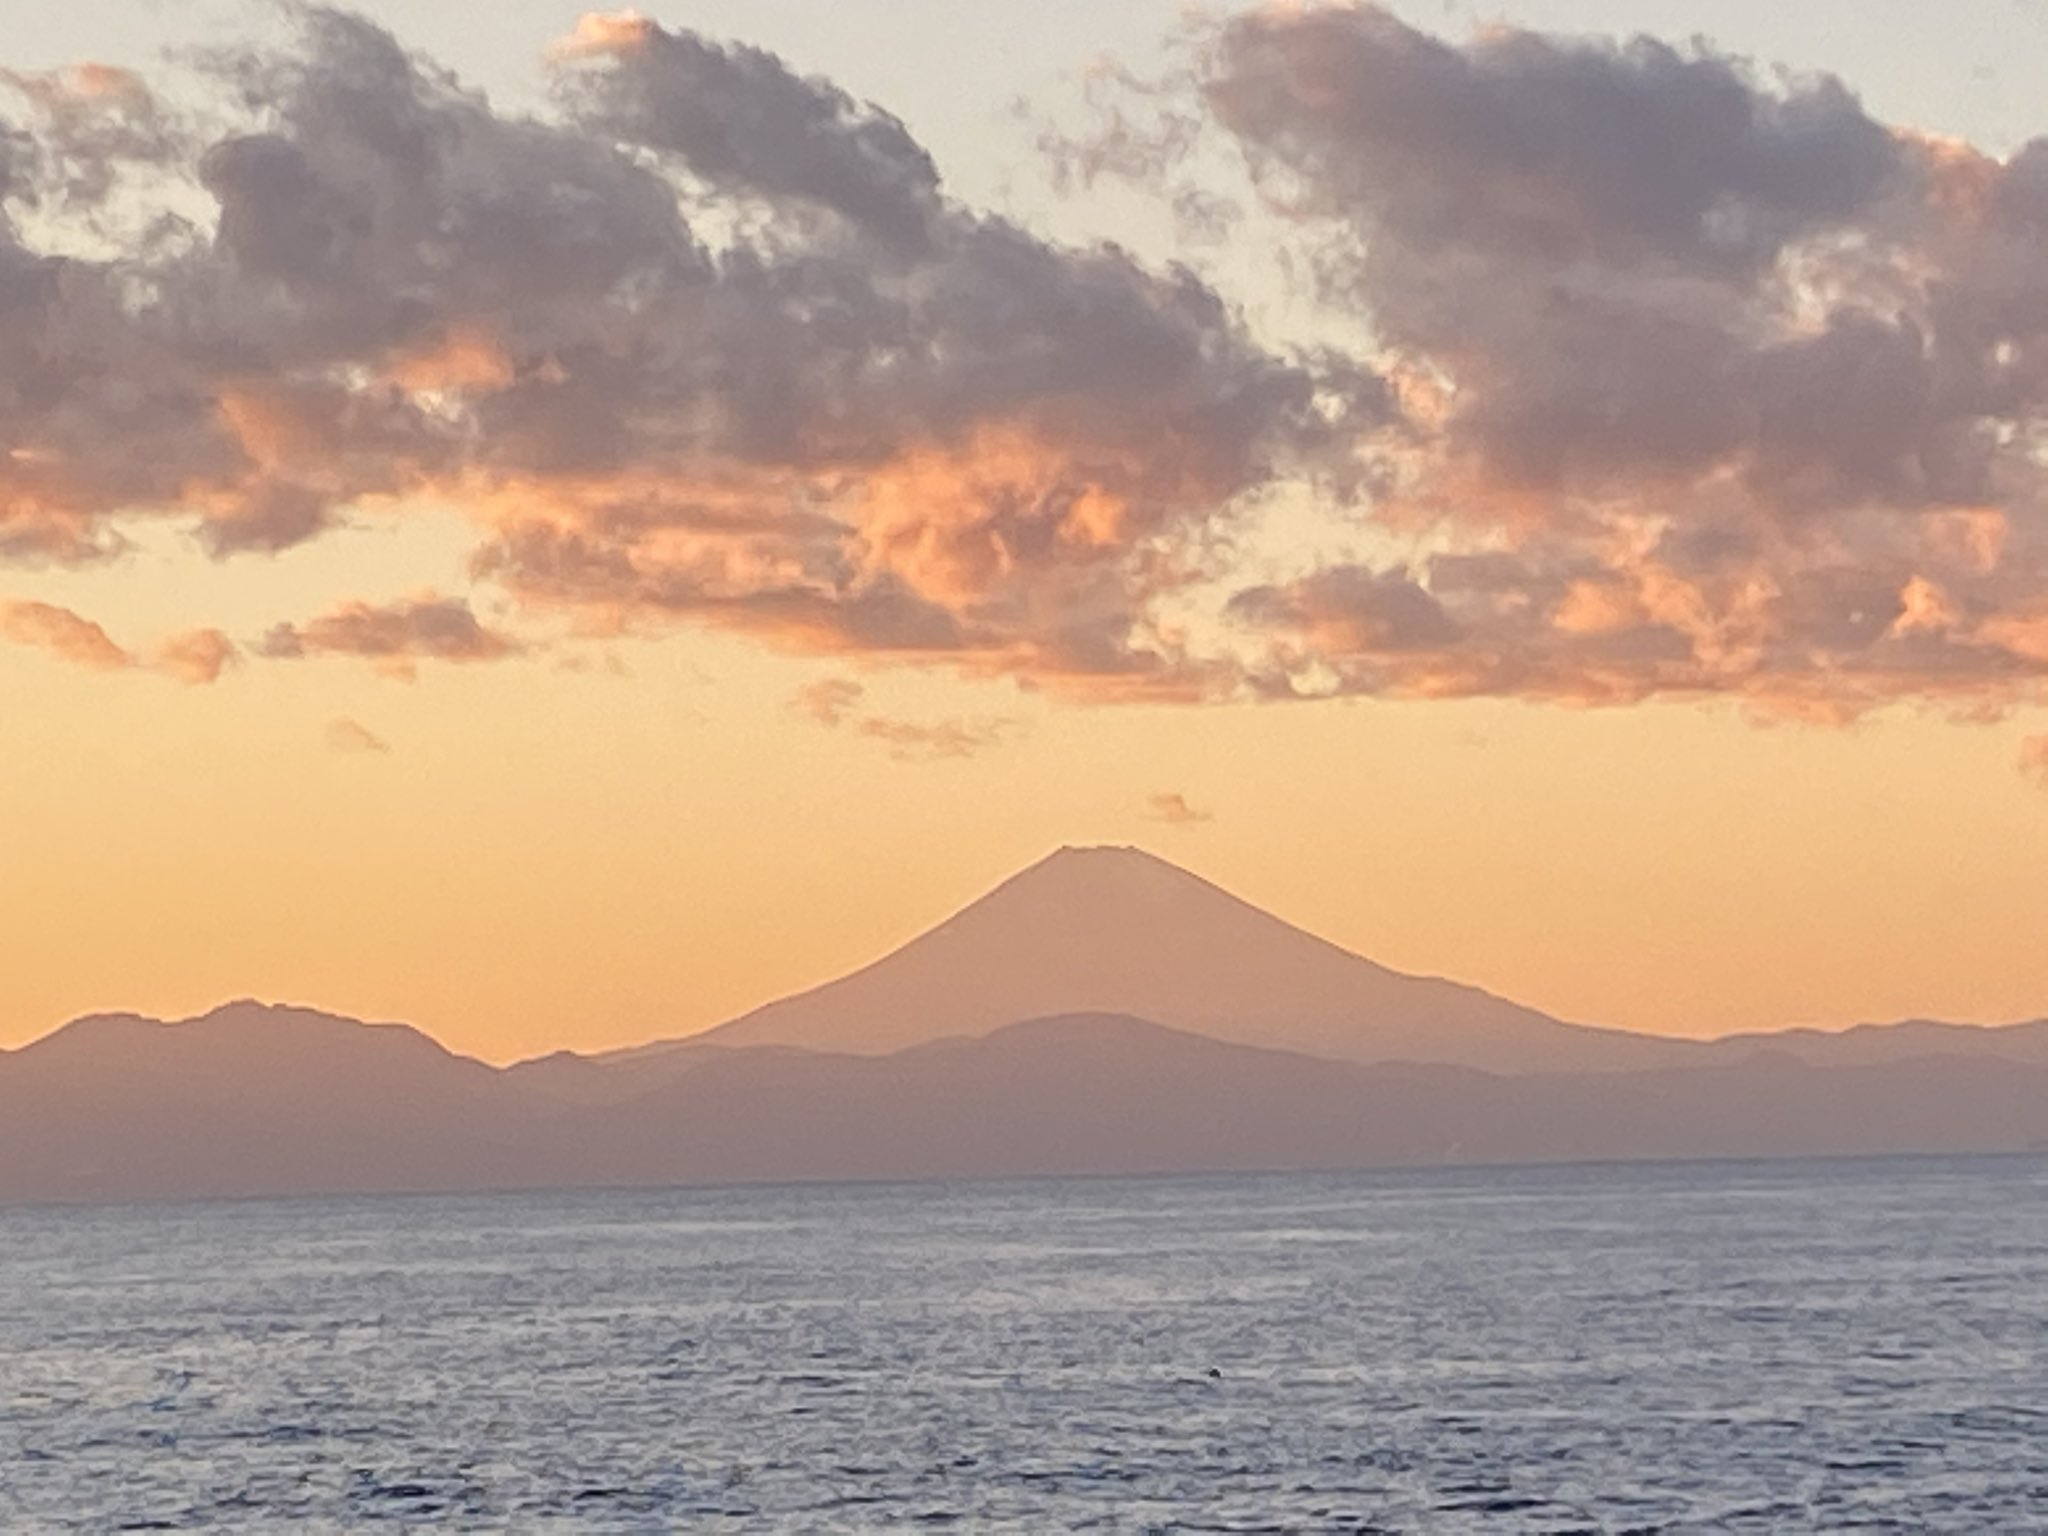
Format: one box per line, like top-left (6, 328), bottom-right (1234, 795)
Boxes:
top-left (4, 1158), bottom-right (2048, 1531)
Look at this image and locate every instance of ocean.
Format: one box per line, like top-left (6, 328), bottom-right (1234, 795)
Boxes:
top-left (3, 1157), bottom-right (2046, 1531)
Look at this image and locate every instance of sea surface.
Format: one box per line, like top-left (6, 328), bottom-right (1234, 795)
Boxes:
top-left (3, 1158), bottom-right (2047, 1532)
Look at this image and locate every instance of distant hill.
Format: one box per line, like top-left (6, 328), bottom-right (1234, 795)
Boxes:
top-left (571, 1015), bottom-right (2048, 1184)
top-left (7, 1001), bottom-right (2048, 1205)
top-left (1708, 1018), bottom-right (2048, 1069)
top-left (0, 1002), bottom-right (524, 1202)
top-left (666, 845), bottom-right (1705, 1073)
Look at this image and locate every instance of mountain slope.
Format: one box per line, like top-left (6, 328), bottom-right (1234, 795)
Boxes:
top-left (680, 845), bottom-right (1703, 1072)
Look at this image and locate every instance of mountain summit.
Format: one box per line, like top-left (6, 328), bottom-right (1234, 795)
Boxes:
top-left (685, 845), bottom-right (1696, 1072)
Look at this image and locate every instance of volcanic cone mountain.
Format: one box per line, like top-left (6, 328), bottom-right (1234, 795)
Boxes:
top-left (678, 846), bottom-right (1701, 1073)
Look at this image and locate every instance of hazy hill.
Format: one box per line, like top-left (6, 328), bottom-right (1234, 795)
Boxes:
top-left (0, 1001), bottom-right (527, 1202)
top-left (1707, 1018), bottom-right (2048, 1068)
top-left (674, 846), bottom-right (1705, 1073)
top-left (8, 1004), bottom-right (2048, 1204)
top-left (565, 1016), bottom-right (2048, 1185)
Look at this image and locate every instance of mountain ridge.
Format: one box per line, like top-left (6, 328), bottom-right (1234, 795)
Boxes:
top-left (9, 848), bottom-right (2048, 1203)
top-left (8, 1003), bottom-right (2048, 1204)
top-left (17, 995), bottom-right (2048, 1075)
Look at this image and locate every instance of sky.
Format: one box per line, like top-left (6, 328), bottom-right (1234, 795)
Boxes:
top-left (5, 0), bottom-right (2048, 1063)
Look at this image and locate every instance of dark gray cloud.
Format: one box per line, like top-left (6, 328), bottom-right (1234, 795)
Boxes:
top-left (555, 14), bottom-right (942, 252)
top-left (1158, 4), bottom-right (2048, 715)
top-left (1207, 8), bottom-right (1902, 276)
top-left (1201, 6), bottom-right (1925, 500)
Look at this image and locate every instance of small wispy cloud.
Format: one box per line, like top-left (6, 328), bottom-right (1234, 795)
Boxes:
top-left (854, 714), bottom-right (1013, 762)
top-left (792, 676), bottom-right (866, 728)
top-left (1145, 791), bottom-right (1214, 827)
top-left (789, 677), bottom-right (1015, 761)
top-left (326, 717), bottom-right (392, 755)
top-left (156, 628), bottom-right (239, 685)
top-left (2022, 736), bottom-right (2048, 794)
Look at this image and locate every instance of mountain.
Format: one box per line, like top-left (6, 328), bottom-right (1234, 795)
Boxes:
top-left (0, 1001), bottom-right (529, 1201)
top-left (7, 1006), bottom-right (2048, 1205)
top-left (6, 848), bottom-right (2048, 1205)
top-left (672, 845), bottom-right (1706, 1073)
top-left (0, 1003), bottom-right (569, 1212)
top-left (579, 1016), bottom-right (2048, 1183)
top-left (1708, 1018), bottom-right (2048, 1069)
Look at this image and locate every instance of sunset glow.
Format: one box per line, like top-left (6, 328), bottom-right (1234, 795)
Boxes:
top-left (4, 0), bottom-right (2048, 1064)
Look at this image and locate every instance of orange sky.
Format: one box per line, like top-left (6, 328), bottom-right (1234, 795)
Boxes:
top-left (5, 3), bottom-right (2048, 1062)
top-left (7, 613), bottom-right (2046, 1062)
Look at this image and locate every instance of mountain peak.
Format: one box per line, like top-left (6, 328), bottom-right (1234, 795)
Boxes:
top-left (196, 999), bottom-right (352, 1028)
top-left (1031, 842), bottom-right (1178, 869)
top-left (935, 844), bottom-right (1278, 951)
top-left (689, 842), bottom-right (1661, 1069)
top-left (1010, 842), bottom-right (1207, 889)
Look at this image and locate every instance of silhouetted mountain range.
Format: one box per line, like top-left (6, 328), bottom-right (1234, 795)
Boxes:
top-left (5, 848), bottom-right (2046, 1203)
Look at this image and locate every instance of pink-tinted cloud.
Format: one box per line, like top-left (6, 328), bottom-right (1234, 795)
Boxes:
top-left (1145, 791), bottom-right (1214, 827)
top-left (0, 600), bottom-right (133, 672)
top-left (156, 628), bottom-right (239, 686)
top-left (258, 594), bottom-right (520, 680)
top-left (2, 602), bottom-right (244, 685)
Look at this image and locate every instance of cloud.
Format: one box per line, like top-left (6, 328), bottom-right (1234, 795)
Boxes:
top-left (0, 6), bottom-right (1374, 702)
top-left (1041, 6), bottom-right (2048, 716)
top-left (0, 61), bottom-right (176, 207)
top-left (1144, 791), bottom-right (1214, 827)
top-left (792, 676), bottom-right (865, 728)
top-left (0, 600), bottom-right (133, 672)
top-left (2022, 735), bottom-right (2048, 793)
top-left (156, 628), bottom-right (239, 685)
top-left (7, 5), bottom-right (2048, 723)
top-left (257, 593), bottom-right (520, 680)
top-left (554, 11), bottom-right (944, 251)
top-left (789, 675), bottom-right (1014, 759)
top-left (325, 717), bottom-right (392, 754)
top-left (853, 714), bottom-right (1013, 762)
top-left (2, 602), bottom-right (241, 684)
